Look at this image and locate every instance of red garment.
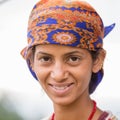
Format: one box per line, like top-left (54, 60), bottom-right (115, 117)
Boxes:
top-left (98, 111), bottom-right (118, 120)
top-left (46, 111), bottom-right (117, 120)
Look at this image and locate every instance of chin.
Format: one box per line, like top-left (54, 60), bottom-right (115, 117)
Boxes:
top-left (51, 96), bottom-right (77, 106)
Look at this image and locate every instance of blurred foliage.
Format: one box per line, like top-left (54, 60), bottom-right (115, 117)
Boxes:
top-left (0, 92), bottom-right (23, 120)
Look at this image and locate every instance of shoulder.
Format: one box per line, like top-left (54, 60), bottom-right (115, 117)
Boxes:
top-left (98, 111), bottom-right (118, 120)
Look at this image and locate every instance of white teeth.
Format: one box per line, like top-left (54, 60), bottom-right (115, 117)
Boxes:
top-left (53, 86), bottom-right (68, 90)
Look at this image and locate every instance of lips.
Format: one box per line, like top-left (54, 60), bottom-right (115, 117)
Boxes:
top-left (52, 85), bottom-right (68, 90)
top-left (50, 83), bottom-right (73, 90)
top-left (48, 83), bottom-right (74, 95)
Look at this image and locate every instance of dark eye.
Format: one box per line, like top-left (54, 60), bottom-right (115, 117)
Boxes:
top-left (69, 56), bottom-right (80, 62)
top-left (40, 56), bottom-right (52, 62)
top-left (67, 56), bottom-right (81, 66)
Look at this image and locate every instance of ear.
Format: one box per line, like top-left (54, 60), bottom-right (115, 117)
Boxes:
top-left (92, 49), bottom-right (106, 73)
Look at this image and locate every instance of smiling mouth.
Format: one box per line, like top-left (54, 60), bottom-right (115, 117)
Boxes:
top-left (48, 83), bottom-right (74, 90)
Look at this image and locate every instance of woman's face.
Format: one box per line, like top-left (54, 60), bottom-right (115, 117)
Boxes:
top-left (32, 44), bottom-right (101, 106)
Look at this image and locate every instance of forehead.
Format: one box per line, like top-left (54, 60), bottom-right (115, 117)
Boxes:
top-left (35, 44), bottom-right (90, 55)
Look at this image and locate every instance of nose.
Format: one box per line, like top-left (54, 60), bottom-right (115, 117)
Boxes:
top-left (50, 62), bottom-right (69, 82)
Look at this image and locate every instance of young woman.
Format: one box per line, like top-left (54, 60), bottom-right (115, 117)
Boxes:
top-left (21, 0), bottom-right (117, 119)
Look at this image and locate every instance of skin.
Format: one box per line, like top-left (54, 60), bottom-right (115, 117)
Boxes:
top-left (31, 44), bottom-right (106, 120)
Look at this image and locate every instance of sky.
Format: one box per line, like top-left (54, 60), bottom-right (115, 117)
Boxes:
top-left (0, 0), bottom-right (120, 119)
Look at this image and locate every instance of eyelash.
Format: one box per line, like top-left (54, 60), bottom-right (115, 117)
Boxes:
top-left (39, 56), bottom-right (52, 63)
top-left (69, 56), bottom-right (80, 61)
top-left (66, 56), bottom-right (81, 64)
top-left (38, 56), bottom-right (81, 66)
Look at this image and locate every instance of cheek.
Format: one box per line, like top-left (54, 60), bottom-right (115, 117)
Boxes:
top-left (33, 65), bottom-right (49, 87)
top-left (72, 65), bottom-right (92, 87)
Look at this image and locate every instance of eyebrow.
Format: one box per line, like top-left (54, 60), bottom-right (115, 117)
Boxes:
top-left (36, 51), bottom-right (84, 56)
top-left (62, 51), bottom-right (85, 58)
top-left (36, 51), bottom-right (52, 56)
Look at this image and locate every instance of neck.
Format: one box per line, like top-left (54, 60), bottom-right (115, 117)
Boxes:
top-left (53, 98), bottom-right (95, 120)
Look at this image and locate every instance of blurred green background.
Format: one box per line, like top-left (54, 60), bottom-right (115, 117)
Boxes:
top-left (0, 91), bottom-right (23, 120)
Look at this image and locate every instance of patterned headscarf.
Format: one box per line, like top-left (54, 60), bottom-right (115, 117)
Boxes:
top-left (21, 0), bottom-right (115, 94)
